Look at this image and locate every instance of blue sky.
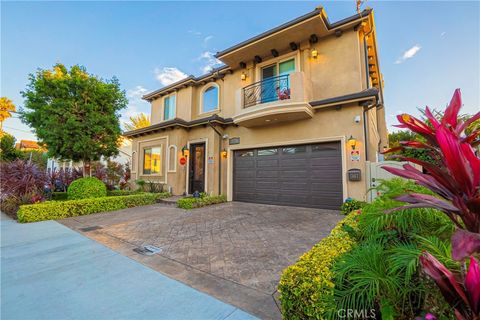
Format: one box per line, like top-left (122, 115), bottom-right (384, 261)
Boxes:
top-left (1, 1), bottom-right (479, 141)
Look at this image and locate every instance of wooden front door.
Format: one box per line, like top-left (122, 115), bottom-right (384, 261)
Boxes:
top-left (189, 143), bottom-right (205, 194)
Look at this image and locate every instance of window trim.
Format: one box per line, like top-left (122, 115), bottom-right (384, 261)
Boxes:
top-left (199, 83), bottom-right (220, 115)
top-left (162, 93), bottom-right (176, 121)
top-left (168, 145), bottom-right (177, 173)
top-left (142, 145), bottom-right (162, 176)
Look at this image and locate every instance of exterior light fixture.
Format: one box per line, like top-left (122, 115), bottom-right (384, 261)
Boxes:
top-left (311, 48), bottom-right (318, 59)
top-left (221, 150), bottom-right (227, 158)
top-left (348, 135), bottom-right (357, 150)
top-left (241, 72), bottom-right (247, 81)
top-left (182, 145), bottom-right (189, 157)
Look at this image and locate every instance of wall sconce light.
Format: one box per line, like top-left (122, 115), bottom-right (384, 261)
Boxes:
top-left (221, 149), bottom-right (227, 158)
top-left (182, 145), bottom-right (189, 157)
top-left (241, 72), bottom-right (247, 81)
top-left (311, 48), bottom-right (318, 59)
top-left (348, 135), bottom-right (357, 150)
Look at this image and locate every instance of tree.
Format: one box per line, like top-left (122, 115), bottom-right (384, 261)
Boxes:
top-left (21, 63), bottom-right (128, 175)
top-left (387, 130), bottom-right (435, 163)
top-left (0, 133), bottom-right (22, 161)
top-left (0, 97), bottom-right (16, 131)
top-left (124, 113), bottom-right (150, 131)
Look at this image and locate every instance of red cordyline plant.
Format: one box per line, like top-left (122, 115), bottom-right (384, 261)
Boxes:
top-left (383, 89), bottom-right (480, 319)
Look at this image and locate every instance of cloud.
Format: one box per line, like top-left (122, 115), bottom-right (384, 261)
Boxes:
top-left (188, 30), bottom-right (202, 36)
top-left (122, 85), bottom-right (151, 126)
top-left (197, 51), bottom-right (222, 74)
top-left (203, 35), bottom-right (213, 47)
top-left (395, 45), bottom-right (421, 64)
top-left (154, 67), bottom-right (188, 86)
top-left (440, 31), bottom-right (447, 37)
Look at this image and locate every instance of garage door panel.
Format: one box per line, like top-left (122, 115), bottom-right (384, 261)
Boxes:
top-left (257, 159), bottom-right (279, 167)
top-left (256, 170), bottom-right (279, 178)
top-left (233, 142), bottom-right (343, 210)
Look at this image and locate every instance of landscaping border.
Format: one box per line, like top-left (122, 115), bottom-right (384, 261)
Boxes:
top-left (18, 193), bottom-right (169, 223)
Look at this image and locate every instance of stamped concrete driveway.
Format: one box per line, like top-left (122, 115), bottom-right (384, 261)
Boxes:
top-left (61, 202), bottom-right (342, 320)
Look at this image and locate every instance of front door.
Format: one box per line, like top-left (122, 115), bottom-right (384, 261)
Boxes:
top-left (188, 143), bottom-right (205, 194)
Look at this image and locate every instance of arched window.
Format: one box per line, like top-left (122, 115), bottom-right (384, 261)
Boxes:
top-left (202, 85), bottom-right (219, 113)
top-left (168, 145), bottom-right (177, 172)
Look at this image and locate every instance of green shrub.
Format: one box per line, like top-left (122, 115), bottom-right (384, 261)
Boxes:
top-left (106, 190), bottom-right (142, 197)
top-left (67, 177), bottom-right (107, 200)
top-left (340, 198), bottom-right (366, 215)
top-left (17, 193), bottom-right (168, 223)
top-left (52, 192), bottom-right (68, 201)
top-left (278, 211), bottom-right (360, 319)
top-left (177, 194), bottom-right (226, 209)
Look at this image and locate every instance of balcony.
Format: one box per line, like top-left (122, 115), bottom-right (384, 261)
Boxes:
top-left (233, 71), bottom-right (313, 127)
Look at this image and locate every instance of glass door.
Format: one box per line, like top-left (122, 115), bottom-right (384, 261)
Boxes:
top-left (261, 64), bottom-right (277, 103)
top-left (278, 59), bottom-right (294, 99)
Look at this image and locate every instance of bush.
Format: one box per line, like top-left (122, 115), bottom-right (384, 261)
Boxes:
top-left (340, 198), bottom-right (366, 215)
top-left (177, 194), bottom-right (226, 209)
top-left (106, 190), bottom-right (142, 197)
top-left (67, 177), bottom-right (107, 200)
top-left (278, 211), bottom-right (360, 319)
top-left (17, 193), bottom-right (168, 223)
top-left (0, 160), bottom-right (46, 218)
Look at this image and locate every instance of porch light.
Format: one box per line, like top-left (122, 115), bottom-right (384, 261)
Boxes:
top-left (311, 48), bottom-right (318, 59)
top-left (348, 135), bottom-right (357, 150)
top-left (182, 145), bottom-right (189, 157)
top-left (241, 72), bottom-right (247, 81)
top-left (221, 149), bottom-right (227, 158)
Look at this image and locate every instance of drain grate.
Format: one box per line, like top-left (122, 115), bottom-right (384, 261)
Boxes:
top-left (79, 226), bottom-right (102, 232)
top-left (133, 245), bottom-right (162, 256)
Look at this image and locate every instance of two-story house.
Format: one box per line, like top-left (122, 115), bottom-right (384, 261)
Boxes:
top-left (124, 6), bottom-right (388, 210)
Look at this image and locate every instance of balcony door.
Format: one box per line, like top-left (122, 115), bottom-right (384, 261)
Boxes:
top-left (261, 58), bottom-right (295, 103)
top-left (261, 64), bottom-right (277, 103)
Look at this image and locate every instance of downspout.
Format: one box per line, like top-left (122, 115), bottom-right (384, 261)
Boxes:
top-left (208, 121), bottom-right (223, 195)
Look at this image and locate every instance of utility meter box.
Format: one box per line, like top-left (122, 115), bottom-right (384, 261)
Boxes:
top-left (348, 169), bottom-right (361, 181)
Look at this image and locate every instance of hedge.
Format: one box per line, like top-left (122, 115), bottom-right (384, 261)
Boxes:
top-left (177, 194), bottom-right (227, 209)
top-left (278, 211), bottom-right (360, 319)
top-left (106, 190), bottom-right (142, 197)
top-left (17, 193), bottom-right (167, 223)
top-left (52, 192), bottom-right (68, 201)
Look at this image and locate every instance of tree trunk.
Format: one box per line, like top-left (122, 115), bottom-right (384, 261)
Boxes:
top-left (83, 159), bottom-right (91, 177)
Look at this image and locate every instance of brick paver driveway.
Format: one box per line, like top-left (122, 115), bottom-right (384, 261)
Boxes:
top-left (61, 202), bottom-right (342, 320)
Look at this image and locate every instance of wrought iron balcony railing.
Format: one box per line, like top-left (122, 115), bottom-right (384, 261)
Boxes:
top-left (243, 74), bottom-right (290, 108)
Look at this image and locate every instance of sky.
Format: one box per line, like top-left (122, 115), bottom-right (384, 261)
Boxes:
top-left (1, 1), bottom-right (479, 141)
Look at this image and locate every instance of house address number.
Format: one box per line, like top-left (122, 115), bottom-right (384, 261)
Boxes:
top-left (229, 137), bottom-right (240, 145)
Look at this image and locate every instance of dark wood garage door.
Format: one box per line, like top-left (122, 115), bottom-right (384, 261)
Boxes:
top-left (233, 142), bottom-right (343, 210)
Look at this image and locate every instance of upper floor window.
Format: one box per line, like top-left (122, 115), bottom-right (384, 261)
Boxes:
top-left (202, 85), bottom-right (219, 113)
top-left (163, 95), bottom-right (176, 121)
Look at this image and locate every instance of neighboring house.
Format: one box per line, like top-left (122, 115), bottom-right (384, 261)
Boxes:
top-left (15, 140), bottom-right (44, 151)
top-left (47, 138), bottom-right (132, 171)
top-left (123, 6), bottom-right (388, 209)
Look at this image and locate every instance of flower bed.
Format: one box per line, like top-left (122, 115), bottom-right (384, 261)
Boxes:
top-left (17, 193), bottom-right (169, 223)
top-left (177, 194), bottom-right (227, 209)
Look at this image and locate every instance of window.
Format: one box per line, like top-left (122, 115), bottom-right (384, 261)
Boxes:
top-left (202, 85), bottom-right (219, 113)
top-left (143, 147), bottom-right (161, 174)
top-left (163, 95), bottom-right (176, 121)
top-left (282, 146), bottom-right (306, 154)
top-left (257, 148), bottom-right (278, 156)
top-left (236, 150), bottom-right (254, 157)
top-left (168, 145), bottom-right (177, 172)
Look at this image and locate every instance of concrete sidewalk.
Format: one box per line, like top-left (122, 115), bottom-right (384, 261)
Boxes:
top-left (1, 218), bottom-right (258, 320)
